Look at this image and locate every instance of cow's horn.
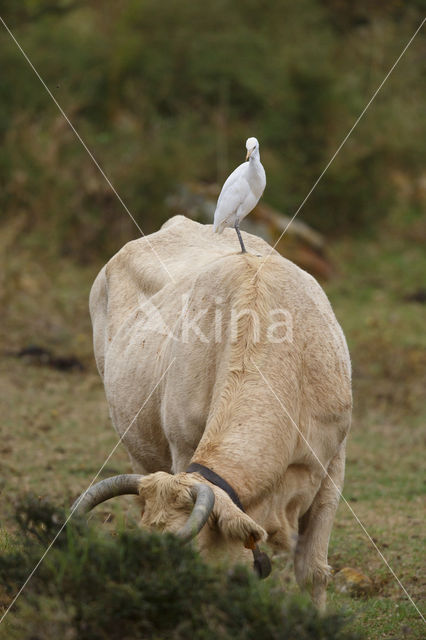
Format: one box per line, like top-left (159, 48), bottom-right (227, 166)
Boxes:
top-left (71, 476), bottom-right (215, 543)
top-left (176, 483), bottom-right (215, 543)
top-left (71, 474), bottom-right (144, 514)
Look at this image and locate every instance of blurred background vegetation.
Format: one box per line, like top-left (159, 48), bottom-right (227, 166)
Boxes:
top-left (1, 0), bottom-right (425, 260)
top-left (0, 1), bottom-right (425, 638)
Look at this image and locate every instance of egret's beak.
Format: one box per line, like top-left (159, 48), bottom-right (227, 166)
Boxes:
top-left (246, 148), bottom-right (253, 161)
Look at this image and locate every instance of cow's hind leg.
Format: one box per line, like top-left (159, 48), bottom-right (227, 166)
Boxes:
top-left (294, 441), bottom-right (346, 611)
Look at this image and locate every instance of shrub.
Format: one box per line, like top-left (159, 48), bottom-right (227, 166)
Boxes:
top-left (1, 0), bottom-right (424, 259)
top-left (0, 496), bottom-right (362, 640)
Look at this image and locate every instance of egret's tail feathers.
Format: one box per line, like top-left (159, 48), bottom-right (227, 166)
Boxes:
top-left (213, 220), bottom-right (226, 234)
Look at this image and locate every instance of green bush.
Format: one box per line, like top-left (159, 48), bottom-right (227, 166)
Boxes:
top-left (0, 496), bottom-right (362, 640)
top-left (0, 0), bottom-right (424, 259)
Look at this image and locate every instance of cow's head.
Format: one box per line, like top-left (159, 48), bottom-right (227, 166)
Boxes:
top-left (72, 471), bottom-right (267, 567)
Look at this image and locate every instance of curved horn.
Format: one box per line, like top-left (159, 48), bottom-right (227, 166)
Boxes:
top-left (176, 483), bottom-right (215, 543)
top-left (71, 474), bottom-right (144, 515)
top-left (71, 476), bottom-right (215, 544)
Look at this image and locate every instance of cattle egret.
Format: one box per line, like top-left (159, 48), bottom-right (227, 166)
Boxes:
top-left (213, 137), bottom-right (266, 253)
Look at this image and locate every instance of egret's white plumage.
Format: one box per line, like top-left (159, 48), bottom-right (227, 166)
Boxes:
top-left (213, 137), bottom-right (266, 253)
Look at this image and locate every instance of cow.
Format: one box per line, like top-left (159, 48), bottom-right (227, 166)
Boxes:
top-left (73, 215), bottom-right (352, 610)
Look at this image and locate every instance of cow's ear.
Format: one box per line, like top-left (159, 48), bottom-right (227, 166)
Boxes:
top-left (213, 491), bottom-right (267, 544)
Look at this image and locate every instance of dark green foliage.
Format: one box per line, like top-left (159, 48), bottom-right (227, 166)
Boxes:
top-left (0, 1), bottom-right (424, 261)
top-left (0, 496), bottom-right (362, 640)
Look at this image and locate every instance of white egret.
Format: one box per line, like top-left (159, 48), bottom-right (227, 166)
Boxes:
top-left (213, 137), bottom-right (266, 253)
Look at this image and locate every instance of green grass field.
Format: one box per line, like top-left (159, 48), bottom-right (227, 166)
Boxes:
top-left (0, 212), bottom-right (425, 637)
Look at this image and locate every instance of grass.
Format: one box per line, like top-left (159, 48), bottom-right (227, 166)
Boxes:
top-left (0, 210), bottom-right (425, 637)
top-left (322, 211), bottom-right (426, 637)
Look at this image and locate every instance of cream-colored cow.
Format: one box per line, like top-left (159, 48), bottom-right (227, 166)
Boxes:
top-left (75, 215), bottom-right (352, 610)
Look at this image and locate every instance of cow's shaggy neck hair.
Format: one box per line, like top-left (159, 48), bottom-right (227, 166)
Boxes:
top-left (194, 255), bottom-right (279, 501)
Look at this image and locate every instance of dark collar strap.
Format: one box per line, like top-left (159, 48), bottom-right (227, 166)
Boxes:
top-left (186, 462), bottom-right (245, 512)
top-left (186, 462), bottom-right (272, 580)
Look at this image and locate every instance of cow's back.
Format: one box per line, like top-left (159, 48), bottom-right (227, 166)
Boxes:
top-left (90, 216), bottom-right (351, 474)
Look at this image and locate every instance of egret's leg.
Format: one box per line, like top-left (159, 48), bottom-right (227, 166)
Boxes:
top-left (234, 223), bottom-right (247, 253)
